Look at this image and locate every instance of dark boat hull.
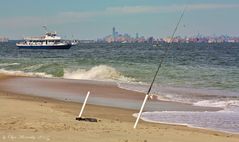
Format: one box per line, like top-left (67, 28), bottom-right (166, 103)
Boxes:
top-left (17, 44), bottom-right (72, 49)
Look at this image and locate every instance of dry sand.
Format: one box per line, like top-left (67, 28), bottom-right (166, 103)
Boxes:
top-left (0, 75), bottom-right (239, 142)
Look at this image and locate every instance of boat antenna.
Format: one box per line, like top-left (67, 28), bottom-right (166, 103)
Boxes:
top-left (133, 7), bottom-right (187, 129)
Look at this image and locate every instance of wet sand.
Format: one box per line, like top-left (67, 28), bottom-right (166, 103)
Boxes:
top-left (0, 76), bottom-right (220, 111)
top-left (0, 74), bottom-right (238, 142)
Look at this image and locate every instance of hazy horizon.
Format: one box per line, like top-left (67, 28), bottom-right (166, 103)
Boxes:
top-left (0, 0), bottom-right (239, 40)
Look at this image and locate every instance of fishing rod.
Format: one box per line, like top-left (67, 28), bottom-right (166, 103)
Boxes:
top-left (133, 7), bottom-right (187, 129)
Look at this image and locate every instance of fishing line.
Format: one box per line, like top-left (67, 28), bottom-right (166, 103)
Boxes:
top-left (147, 7), bottom-right (187, 95)
top-left (134, 7), bottom-right (187, 129)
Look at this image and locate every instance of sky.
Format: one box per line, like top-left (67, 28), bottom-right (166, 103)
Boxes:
top-left (0, 0), bottom-right (239, 40)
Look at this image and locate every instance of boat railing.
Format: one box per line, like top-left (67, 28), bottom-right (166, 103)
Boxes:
top-left (24, 36), bottom-right (45, 40)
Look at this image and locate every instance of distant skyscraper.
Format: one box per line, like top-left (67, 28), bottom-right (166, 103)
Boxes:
top-left (112, 27), bottom-right (116, 38)
top-left (136, 33), bottom-right (139, 39)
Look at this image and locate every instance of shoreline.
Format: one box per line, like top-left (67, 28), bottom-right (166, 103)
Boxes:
top-left (0, 76), bottom-right (221, 111)
top-left (0, 74), bottom-right (239, 141)
top-left (1, 90), bottom-right (239, 141)
top-left (139, 115), bottom-right (239, 135)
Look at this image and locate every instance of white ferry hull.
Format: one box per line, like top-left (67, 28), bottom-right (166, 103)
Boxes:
top-left (16, 31), bottom-right (74, 49)
top-left (17, 44), bottom-right (72, 49)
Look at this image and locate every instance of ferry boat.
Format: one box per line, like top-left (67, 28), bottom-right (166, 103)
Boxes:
top-left (16, 32), bottom-right (73, 49)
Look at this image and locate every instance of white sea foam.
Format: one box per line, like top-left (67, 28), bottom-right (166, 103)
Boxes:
top-left (193, 100), bottom-right (239, 112)
top-left (118, 83), bottom-right (202, 103)
top-left (63, 65), bottom-right (134, 82)
top-left (0, 63), bottom-right (20, 66)
top-left (0, 69), bottom-right (53, 78)
top-left (21, 64), bottom-right (44, 70)
top-left (136, 111), bottom-right (239, 134)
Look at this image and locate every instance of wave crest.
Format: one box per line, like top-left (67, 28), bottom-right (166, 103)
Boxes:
top-left (0, 63), bottom-right (20, 67)
top-left (64, 65), bottom-right (133, 82)
top-left (193, 99), bottom-right (239, 111)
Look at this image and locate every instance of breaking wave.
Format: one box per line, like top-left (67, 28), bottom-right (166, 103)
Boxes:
top-left (193, 100), bottom-right (239, 111)
top-left (63, 65), bottom-right (134, 82)
top-left (0, 65), bottom-right (134, 82)
top-left (0, 63), bottom-right (20, 67)
top-left (0, 69), bottom-right (53, 78)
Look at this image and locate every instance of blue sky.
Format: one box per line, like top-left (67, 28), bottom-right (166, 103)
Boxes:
top-left (0, 0), bottom-right (239, 39)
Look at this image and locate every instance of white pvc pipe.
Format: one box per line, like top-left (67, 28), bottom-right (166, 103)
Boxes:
top-left (78, 91), bottom-right (90, 118)
top-left (133, 94), bottom-right (149, 129)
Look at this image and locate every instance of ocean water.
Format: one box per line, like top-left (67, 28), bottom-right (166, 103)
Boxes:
top-left (0, 41), bottom-right (239, 133)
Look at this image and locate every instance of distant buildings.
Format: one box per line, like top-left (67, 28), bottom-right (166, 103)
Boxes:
top-left (160, 36), bottom-right (239, 43)
top-left (79, 40), bottom-right (95, 43)
top-left (98, 27), bottom-right (239, 44)
top-left (0, 36), bottom-right (9, 42)
top-left (100, 27), bottom-right (146, 43)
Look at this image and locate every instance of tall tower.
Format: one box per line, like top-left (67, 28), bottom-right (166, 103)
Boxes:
top-left (136, 33), bottom-right (139, 39)
top-left (112, 27), bottom-right (116, 39)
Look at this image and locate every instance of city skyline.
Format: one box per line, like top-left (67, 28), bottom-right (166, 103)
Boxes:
top-left (97, 26), bottom-right (239, 43)
top-left (0, 0), bottom-right (239, 39)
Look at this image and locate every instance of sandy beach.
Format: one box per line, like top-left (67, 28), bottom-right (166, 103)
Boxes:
top-left (0, 74), bottom-right (239, 142)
